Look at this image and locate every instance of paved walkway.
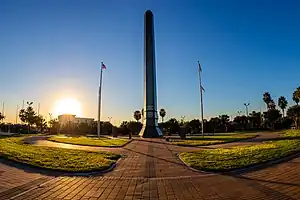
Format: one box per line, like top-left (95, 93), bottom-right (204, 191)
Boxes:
top-left (0, 132), bottom-right (300, 199)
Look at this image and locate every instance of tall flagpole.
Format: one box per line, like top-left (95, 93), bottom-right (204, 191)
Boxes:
top-left (16, 105), bottom-right (19, 124)
top-left (198, 61), bottom-right (204, 137)
top-left (97, 62), bottom-right (104, 138)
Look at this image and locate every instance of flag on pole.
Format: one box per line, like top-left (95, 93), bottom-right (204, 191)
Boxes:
top-left (101, 62), bottom-right (106, 70)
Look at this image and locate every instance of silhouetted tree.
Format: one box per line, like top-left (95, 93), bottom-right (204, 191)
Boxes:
top-left (248, 111), bottom-right (262, 129)
top-left (263, 92), bottom-right (272, 109)
top-left (187, 119), bottom-right (201, 134)
top-left (209, 117), bottom-right (221, 134)
top-left (159, 109), bottom-right (166, 123)
top-left (234, 115), bottom-right (248, 130)
top-left (19, 102), bottom-right (37, 133)
top-left (164, 118), bottom-right (180, 135)
top-left (292, 87), bottom-right (300, 105)
top-left (219, 115), bottom-right (230, 132)
top-left (0, 112), bottom-right (5, 122)
top-left (278, 96), bottom-right (288, 117)
top-left (133, 110), bottom-right (142, 122)
top-left (35, 115), bottom-right (47, 132)
top-left (263, 109), bottom-right (281, 130)
top-left (287, 105), bottom-right (300, 129)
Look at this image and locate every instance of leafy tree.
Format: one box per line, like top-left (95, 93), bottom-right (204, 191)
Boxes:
top-left (209, 117), bottom-right (221, 134)
top-left (35, 115), bottom-right (47, 132)
top-left (119, 121), bottom-right (130, 135)
top-left (164, 118), bottom-right (180, 135)
top-left (0, 112), bottom-right (5, 122)
top-left (127, 121), bottom-right (142, 135)
top-left (278, 96), bottom-right (288, 117)
top-left (219, 115), bottom-right (230, 132)
top-left (159, 108), bottom-right (166, 123)
top-left (263, 109), bottom-right (281, 130)
top-left (287, 105), bottom-right (300, 129)
top-left (19, 102), bottom-right (37, 132)
top-left (234, 115), bottom-right (248, 130)
top-left (133, 110), bottom-right (141, 122)
top-left (248, 111), bottom-right (262, 129)
top-left (187, 119), bottom-right (201, 134)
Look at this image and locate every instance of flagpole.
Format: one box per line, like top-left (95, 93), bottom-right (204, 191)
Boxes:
top-left (198, 61), bottom-right (204, 137)
top-left (97, 63), bottom-right (104, 138)
top-left (16, 105), bottom-right (19, 124)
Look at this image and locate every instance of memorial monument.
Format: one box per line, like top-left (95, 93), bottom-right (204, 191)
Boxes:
top-left (139, 10), bottom-right (163, 138)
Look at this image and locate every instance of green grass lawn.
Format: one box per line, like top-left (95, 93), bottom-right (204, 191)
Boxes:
top-left (170, 134), bottom-right (257, 146)
top-left (0, 137), bottom-right (121, 172)
top-left (179, 130), bottom-right (300, 172)
top-left (48, 136), bottom-right (130, 147)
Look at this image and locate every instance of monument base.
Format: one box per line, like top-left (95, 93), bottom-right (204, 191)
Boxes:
top-left (139, 125), bottom-right (163, 138)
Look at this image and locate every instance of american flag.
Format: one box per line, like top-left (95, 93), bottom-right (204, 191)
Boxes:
top-left (101, 62), bottom-right (106, 70)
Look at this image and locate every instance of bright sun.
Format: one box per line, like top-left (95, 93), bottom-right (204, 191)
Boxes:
top-left (55, 98), bottom-right (81, 116)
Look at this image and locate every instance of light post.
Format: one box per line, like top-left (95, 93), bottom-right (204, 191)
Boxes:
top-left (244, 103), bottom-right (250, 117)
top-left (237, 111), bottom-right (242, 116)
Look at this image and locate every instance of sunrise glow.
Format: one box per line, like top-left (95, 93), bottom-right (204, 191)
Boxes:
top-left (54, 98), bottom-right (81, 116)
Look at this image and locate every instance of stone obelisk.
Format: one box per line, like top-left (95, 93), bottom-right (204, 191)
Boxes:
top-left (139, 10), bottom-right (163, 138)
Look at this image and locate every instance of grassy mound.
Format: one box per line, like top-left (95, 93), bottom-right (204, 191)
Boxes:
top-left (179, 130), bottom-right (300, 171)
top-left (0, 137), bottom-right (121, 172)
top-left (48, 136), bottom-right (130, 147)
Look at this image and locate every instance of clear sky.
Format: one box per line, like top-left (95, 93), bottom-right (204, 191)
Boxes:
top-left (0, 0), bottom-right (299, 124)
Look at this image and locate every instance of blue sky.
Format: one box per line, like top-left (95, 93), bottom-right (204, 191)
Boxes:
top-left (0, 0), bottom-right (299, 123)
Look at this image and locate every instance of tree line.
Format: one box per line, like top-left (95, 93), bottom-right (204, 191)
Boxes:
top-left (0, 87), bottom-right (299, 135)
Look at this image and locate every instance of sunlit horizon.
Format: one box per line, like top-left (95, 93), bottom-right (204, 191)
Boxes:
top-left (53, 98), bottom-right (82, 117)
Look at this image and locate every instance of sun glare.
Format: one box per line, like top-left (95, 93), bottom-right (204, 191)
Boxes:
top-left (54, 98), bottom-right (81, 116)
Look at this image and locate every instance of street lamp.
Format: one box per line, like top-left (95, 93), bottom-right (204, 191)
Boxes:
top-left (237, 111), bottom-right (242, 116)
top-left (244, 103), bottom-right (250, 117)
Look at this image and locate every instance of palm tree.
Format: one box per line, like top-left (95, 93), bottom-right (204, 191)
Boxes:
top-left (133, 110), bottom-right (141, 122)
top-left (263, 92), bottom-right (272, 109)
top-left (159, 108), bottom-right (166, 123)
top-left (278, 96), bottom-right (288, 117)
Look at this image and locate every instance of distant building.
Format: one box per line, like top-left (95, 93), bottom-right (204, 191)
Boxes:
top-left (58, 114), bottom-right (94, 126)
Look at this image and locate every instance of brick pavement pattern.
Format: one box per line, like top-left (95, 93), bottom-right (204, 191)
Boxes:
top-left (0, 132), bottom-right (299, 200)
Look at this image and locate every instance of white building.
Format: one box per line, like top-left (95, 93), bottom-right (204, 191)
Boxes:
top-left (58, 114), bottom-right (94, 126)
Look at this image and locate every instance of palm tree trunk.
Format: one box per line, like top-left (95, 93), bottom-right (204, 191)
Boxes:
top-left (282, 109), bottom-right (285, 117)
